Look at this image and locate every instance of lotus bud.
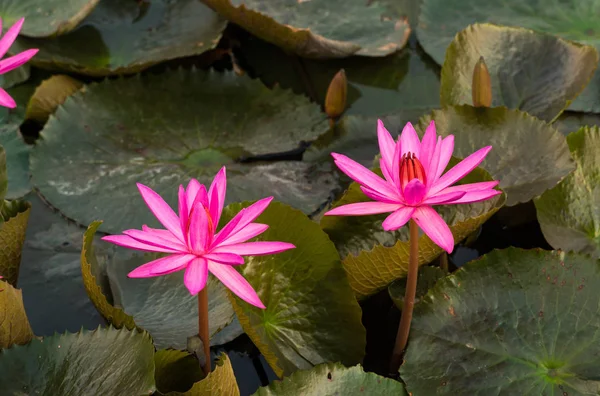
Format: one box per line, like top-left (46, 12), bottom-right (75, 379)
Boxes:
top-left (472, 56), bottom-right (492, 108)
top-left (325, 69), bottom-right (347, 122)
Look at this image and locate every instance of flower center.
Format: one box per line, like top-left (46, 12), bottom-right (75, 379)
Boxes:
top-left (399, 152), bottom-right (427, 191)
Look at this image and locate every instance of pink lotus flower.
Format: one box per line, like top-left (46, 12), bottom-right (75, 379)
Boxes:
top-left (102, 167), bottom-right (295, 309)
top-left (0, 18), bottom-right (38, 108)
top-left (325, 120), bottom-right (501, 253)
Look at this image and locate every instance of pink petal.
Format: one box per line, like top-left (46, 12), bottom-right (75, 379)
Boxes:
top-left (189, 201), bottom-right (210, 253)
top-left (377, 119), bottom-right (396, 179)
top-left (382, 206), bottom-right (415, 231)
top-left (213, 197), bottom-right (273, 246)
top-left (442, 180), bottom-right (499, 194)
top-left (208, 167), bottom-right (227, 230)
top-left (212, 241), bottom-right (295, 256)
top-left (360, 186), bottom-right (401, 204)
top-left (220, 223), bottom-right (269, 246)
top-left (184, 257), bottom-right (209, 295)
top-left (141, 225), bottom-right (182, 245)
top-left (425, 136), bottom-right (442, 188)
top-left (390, 137), bottom-right (402, 188)
top-left (186, 179), bottom-right (205, 216)
top-left (208, 261), bottom-right (265, 309)
top-left (178, 185), bottom-right (188, 237)
top-left (412, 206), bottom-right (454, 253)
top-left (0, 49), bottom-right (38, 75)
top-left (400, 122), bottom-right (420, 157)
top-left (137, 183), bottom-right (185, 243)
top-left (102, 235), bottom-right (182, 254)
top-left (0, 18), bottom-right (23, 58)
top-left (441, 189), bottom-right (502, 204)
top-left (433, 135), bottom-right (455, 183)
top-left (0, 87), bottom-right (15, 108)
top-left (423, 191), bottom-right (466, 205)
top-left (123, 229), bottom-right (188, 252)
top-left (324, 202), bottom-right (401, 216)
top-left (419, 121), bottom-right (437, 173)
top-left (403, 179), bottom-right (427, 205)
top-left (203, 252), bottom-right (245, 265)
top-left (128, 254), bottom-right (195, 278)
top-left (332, 153), bottom-right (399, 199)
top-left (430, 146), bottom-right (492, 195)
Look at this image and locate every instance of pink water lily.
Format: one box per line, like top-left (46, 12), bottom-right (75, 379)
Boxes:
top-left (0, 18), bottom-right (38, 108)
top-left (325, 120), bottom-right (501, 253)
top-left (102, 167), bottom-right (295, 309)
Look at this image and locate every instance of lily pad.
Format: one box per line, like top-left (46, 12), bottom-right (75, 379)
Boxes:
top-left (321, 157), bottom-right (504, 299)
top-left (0, 65), bottom-right (30, 90)
top-left (253, 363), bottom-right (406, 395)
top-left (222, 201), bottom-right (366, 378)
top-left (0, 199), bottom-right (30, 285)
top-left (0, 327), bottom-right (156, 395)
top-left (535, 126), bottom-right (600, 258)
top-left (31, 69), bottom-right (334, 234)
top-left (0, 279), bottom-right (33, 348)
top-left (12, 0), bottom-right (227, 76)
top-left (417, 0), bottom-right (600, 113)
top-left (18, 193), bottom-right (105, 336)
top-left (440, 24), bottom-right (598, 122)
top-left (0, 0), bottom-right (100, 37)
top-left (418, 105), bottom-right (575, 206)
top-left (106, 250), bottom-right (243, 349)
top-left (401, 248), bottom-right (600, 394)
top-left (0, 124), bottom-right (31, 199)
top-left (25, 74), bottom-right (84, 123)
top-left (203, 0), bottom-right (408, 59)
top-left (239, 34), bottom-right (440, 117)
top-left (388, 266), bottom-right (446, 310)
top-left (154, 349), bottom-right (204, 394)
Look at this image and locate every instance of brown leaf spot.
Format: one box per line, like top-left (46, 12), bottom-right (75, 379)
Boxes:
top-left (448, 306), bottom-right (456, 316)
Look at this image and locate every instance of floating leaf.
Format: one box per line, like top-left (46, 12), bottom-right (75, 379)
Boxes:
top-left (0, 65), bottom-right (30, 90)
top-left (25, 75), bottom-right (84, 123)
top-left (253, 363), bottom-right (406, 395)
top-left (0, 279), bottom-right (33, 348)
top-left (81, 221), bottom-right (135, 329)
top-left (174, 353), bottom-right (239, 396)
top-left (12, 0), bottom-right (226, 76)
top-left (388, 266), bottom-right (446, 310)
top-left (0, 0), bottom-right (100, 37)
top-left (401, 248), bottom-right (600, 394)
top-left (0, 144), bottom-right (6, 201)
top-left (202, 0), bottom-right (408, 59)
top-left (222, 201), bottom-right (366, 378)
top-left (32, 69), bottom-right (334, 234)
top-left (18, 193), bottom-right (105, 335)
top-left (417, 0), bottom-right (600, 113)
top-left (535, 126), bottom-right (600, 258)
top-left (418, 105), bottom-right (575, 206)
top-left (440, 24), bottom-right (597, 122)
top-left (154, 349), bottom-right (204, 394)
top-left (0, 123), bottom-right (31, 199)
top-left (0, 199), bottom-right (30, 285)
top-left (0, 327), bottom-right (156, 395)
top-left (106, 250), bottom-right (243, 349)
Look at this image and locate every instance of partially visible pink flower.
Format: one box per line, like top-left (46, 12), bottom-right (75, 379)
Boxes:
top-left (324, 120), bottom-right (501, 254)
top-left (0, 18), bottom-right (38, 108)
top-left (102, 167), bottom-right (295, 309)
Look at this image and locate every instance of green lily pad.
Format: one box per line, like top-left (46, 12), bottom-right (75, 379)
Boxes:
top-left (0, 123), bottom-right (31, 199)
top-left (0, 65), bottom-right (30, 90)
top-left (31, 69), bottom-right (334, 234)
top-left (12, 0), bottom-right (227, 76)
top-left (401, 248), bottom-right (600, 394)
top-left (222, 201), bottom-right (366, 378)
top-left (0, 199), bottom-right (30, 285)
top-left (0, 279), bottom-right (33, 348)
top-left (106, 250), bottom-right (243, 349)
top-left (18, 193), bottom-right (105, 336)
top-left (239, 34), bottom-right (440, 117)
top-left (203, 0), bottom-right (408, 59)
top-left (418, 105), bottom-right (575, 206)
top-left (0, 327), bottom-right (156, 394)
top-left (253, 363), bottom-right (406, 395)
top-left (388, 266), bottom-right (446, 310)
top-left (535, 126), bottom-right (600, 258)
top-left (0, 0), bottom-right (100, 37)
top-left (154, 349), bottom-right (204, 394)
top-left (321, 157), bottom-right (504, 299)
top-left (0, 144), bottom-right (6, 200)
top-left (25, 74), bottom-right (84, 123)
top-left (417, 0), bottom-right (600, 113)
top-left (440, 24), bottom-right (598, 122)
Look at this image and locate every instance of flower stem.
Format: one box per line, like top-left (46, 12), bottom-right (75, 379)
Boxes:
top-left (389, 219), bottom-right (419, 375)
top-left (440, 252), bottom-right (449, 272)
top-left (198, 288), bottom-right (211, 375)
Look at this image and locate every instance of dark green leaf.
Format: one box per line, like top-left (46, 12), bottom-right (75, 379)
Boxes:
top-left (154, 349), bottom-right (204, 394)
top-left (388, 265), bottom-right (446, 310)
